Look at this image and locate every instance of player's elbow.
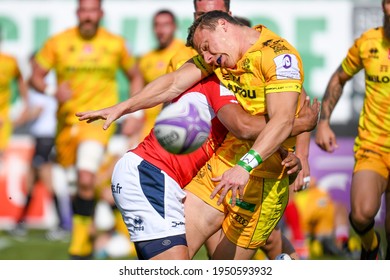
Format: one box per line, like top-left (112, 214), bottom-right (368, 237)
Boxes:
top-left (281, 116), bottom-right (295, 135)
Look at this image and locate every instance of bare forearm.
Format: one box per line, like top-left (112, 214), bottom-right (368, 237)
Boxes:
top-left (320, 66), bottom-right (346, 122)
top-left (295, 131), bottom-right (310, 158)
top-left (251, 115), bottom-right (294, 162)
top-left (29, 75), bottom-right (47, 93)
top-left (125, 61), bottom-right (204, 113)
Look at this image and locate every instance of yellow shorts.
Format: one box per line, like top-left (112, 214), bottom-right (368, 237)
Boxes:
top-left (186, 154), bottom-right (289, 249)
top-left (55, 121), bottom-right (115, 167)
top-left (0, 118), bottom-right (11, 151)
top-left (354, 147), bottom-right (390, 179)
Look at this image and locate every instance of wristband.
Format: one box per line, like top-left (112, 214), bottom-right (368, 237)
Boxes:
top-left (44, 84), bottom-right (57, 96)
top-left (237, 160), bottom-right (253, 172)
top-left (237, 149), bottom-right (263, 173)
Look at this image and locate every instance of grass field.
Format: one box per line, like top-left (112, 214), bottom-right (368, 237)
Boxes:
top-left (0, 228), bottom-right (386, 260)
top-left (0, 229), bottom-right (209, 260)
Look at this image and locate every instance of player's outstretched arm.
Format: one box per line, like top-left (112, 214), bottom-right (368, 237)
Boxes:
top-left (76, 60), bottom-right (206, 129)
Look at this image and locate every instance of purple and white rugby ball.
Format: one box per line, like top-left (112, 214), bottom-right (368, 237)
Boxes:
top-left (154, 100), bottom-right (211, 154)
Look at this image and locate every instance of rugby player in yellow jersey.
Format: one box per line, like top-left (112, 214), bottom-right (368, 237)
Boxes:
top-left (184, 11), bottom-right (309, 259)
top-left (135, 9), bottom-right (186, 142)
top-left (167, 0), bottom-right (308, 260)
top-left (315, 0), bottom-right (390, 260)
top-left (29, 0), bottom-right (143, 259)
top-left (0, 28), bottom-right (28, 168)
top-left (77, 10), bottom-right (317, 259)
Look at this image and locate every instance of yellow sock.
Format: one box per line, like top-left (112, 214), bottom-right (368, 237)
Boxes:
top-left (113, 208), bottom-right (137, 258)
top-left (68, 215), bottom-right (94, 257)
top-left (360, 229), bottom-right (378, 251)
top-left (113, 208), bottom-right (128, 237)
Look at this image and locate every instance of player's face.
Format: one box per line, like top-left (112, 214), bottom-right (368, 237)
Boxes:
top-left (193, 21), bottom-right (239, 69)
top-left (154, 13), bottom-right (176, 49)
top-left (77, 0), bottom-right (103, 39)
top-left (194, 0), bottom-right (230, 20)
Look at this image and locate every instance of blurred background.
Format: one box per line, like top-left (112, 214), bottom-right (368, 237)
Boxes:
top-left (0, 0), bottom-right (385, 259)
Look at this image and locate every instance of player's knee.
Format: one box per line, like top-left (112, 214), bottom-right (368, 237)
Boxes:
top-left (349, 212), bottom-right (375, 235)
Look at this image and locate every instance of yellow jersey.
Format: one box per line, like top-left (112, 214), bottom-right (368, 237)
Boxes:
top-left (167, 46), bottom-right (198, 72)
top-left (35, 27), bottom-right (136, 128)
top-left (139, 38), bottom-right (186, 84)
top-left (194, 25), bottom-right (304, 179)
top-left (138, 38), bottom-right (186, 138)
top-left (0, 53), bottom-right (20, 118)
top-left (342, 27), bottom-right (390, 153)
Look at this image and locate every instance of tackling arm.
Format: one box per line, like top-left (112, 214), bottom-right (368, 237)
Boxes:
top-left (76, 59), bottom-right (207, 130)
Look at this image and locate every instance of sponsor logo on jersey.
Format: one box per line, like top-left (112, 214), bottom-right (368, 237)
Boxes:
top-left (65, 66), bottom-right (112, 73)
top-left (267, 39), bottom-right (290, 54)
top-left (231, 213), bottom-right (249, 226)
top-left (171, 221), bottom-right (185, 228)
top-left (380, 65), bottom-right (389, 72)
top-left (162, 239), bottom-right (172, 246)
top-left (132, 216), bottom-right (145, 231)
top-left (368, 48), bottom-right (379, 59)
top-left (111, 183), bottom-right (122, 194)
top-left (242, 58), bottom-right (251, 71)
top-left (231, 199), bottom-right (256, 212)
top-left (367, 74), bottom-right (390, 83)
top-left (227, 83), bottom-right (257, 99)
top-left (274, 54), bottom-right (301, 80)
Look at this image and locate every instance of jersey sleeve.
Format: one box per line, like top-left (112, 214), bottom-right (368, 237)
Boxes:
top-left (192, 54), bottom-right (214, 76)
top-left (35, 37), bottom-right (57, 71)
top-left (341, 37), bottom-right (363, 77)
top-left (261, 47), bottom-right (304, 95)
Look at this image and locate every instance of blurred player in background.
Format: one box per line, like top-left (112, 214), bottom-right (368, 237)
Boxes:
top-left (0, 26), bottom-right (28, 172)
top-left (135, 9), bottom-right (186, 141)
top-left (29, 0), bottom-right (143, 259)
top-left (315, 0), bottom-right (390, 260)
top-left (293, 177), bottom-right (353, 259)
top-left (10, 53), bottom-right (69, 240)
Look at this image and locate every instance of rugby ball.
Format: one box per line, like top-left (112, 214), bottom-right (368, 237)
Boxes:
top-left (154, 100), bottom-right (211, 154)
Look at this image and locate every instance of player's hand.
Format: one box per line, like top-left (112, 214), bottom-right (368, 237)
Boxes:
top-left (76, 102), bottom-right (129, 130)
top-left (297, 96), bottom-right (320, 132)
top-left (211, 165), bottom-right (250, 207)
top-left (315, 120), bottom-right (338, 153)
top-left (282, 151), bottom-right (302, 176)
top-left (289, 154), bottom-right (310, 192)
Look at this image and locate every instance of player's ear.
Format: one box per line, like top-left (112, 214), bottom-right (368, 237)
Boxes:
top-left (219, 19), bottom-right (228, 32)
